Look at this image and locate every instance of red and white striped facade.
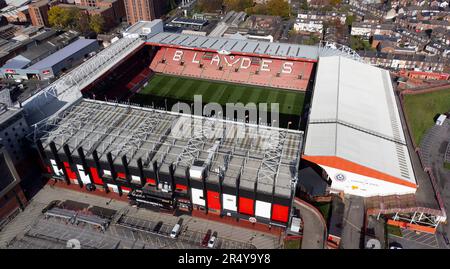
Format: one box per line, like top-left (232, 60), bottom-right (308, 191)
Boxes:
top-left (37, 99), bottom-right (303, 228)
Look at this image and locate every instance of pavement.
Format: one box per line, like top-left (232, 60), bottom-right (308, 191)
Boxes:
top-left (293, 198), bottom-right (327, 249)
top-left (0, 185), bottom-right (281, 249)
top-left (340, 195), bottom-right (365, 249)
top-left (365, 215), bottom-right (386, 248)
top-left (388, 228), bottom-right (440, 249)
top-left (419, 119), bottom-right (450, 248)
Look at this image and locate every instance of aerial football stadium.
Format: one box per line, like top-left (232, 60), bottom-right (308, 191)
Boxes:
top-left (24, 20), bottom-right (446, 232)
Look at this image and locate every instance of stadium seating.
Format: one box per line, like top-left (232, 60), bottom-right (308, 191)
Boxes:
top-left (149, 47), bottom-right (313, 91)
top-left (181, 50), bottom-right (204, 77)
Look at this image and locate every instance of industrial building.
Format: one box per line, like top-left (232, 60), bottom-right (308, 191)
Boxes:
top-left (1, 38), bottom-right (99, 80)
top-left (35, 99), bottom-right (303, 227)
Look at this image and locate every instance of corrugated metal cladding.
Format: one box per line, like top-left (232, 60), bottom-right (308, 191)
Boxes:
top-left (38, 99), bottom-right (303, 227)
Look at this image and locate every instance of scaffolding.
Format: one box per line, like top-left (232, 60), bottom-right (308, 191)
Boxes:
top-left (319, 41), bottom-right (363, 62)
top-left (366, 194), bottom-right (446, 229)
top-left (257, 129), bottom-right (287, 185)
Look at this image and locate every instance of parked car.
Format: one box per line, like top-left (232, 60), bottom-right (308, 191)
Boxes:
top-left (436, 114), bottom-right (447, 126)
top-left (202, 229), bottom-right (212, 247)
top-left (389, 242), bottom-right (403, 249)
top-left (207, 232), bottom-right (218, 248)
top-left (153, 221), bottom-right (163, 233)
top-left (170, 223), bottom-right (181, 239)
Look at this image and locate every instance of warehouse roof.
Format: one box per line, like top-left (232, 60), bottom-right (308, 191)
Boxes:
top-left (304, 56), bottom-right (416, 187)
top-left (2, 54), bottom-right (30, 69)
top-left (36, 99), bottom-right (303, 197)
top-left (28, 39), bottom-right (97, 70)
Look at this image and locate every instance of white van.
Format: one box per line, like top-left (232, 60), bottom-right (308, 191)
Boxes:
top-left (436, 114), bottom-right (447, 126)
top-left (170, 223), bottom-right (181, 238)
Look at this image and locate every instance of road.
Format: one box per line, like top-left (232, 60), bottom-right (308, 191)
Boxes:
top-left (293, 198), bottom-right (327, 249)
top-left (340, 196), bottom-right (365, 249)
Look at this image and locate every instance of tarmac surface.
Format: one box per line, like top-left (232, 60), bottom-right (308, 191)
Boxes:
top-left (0, 185), bottom-right (281, 249)
top-left (340, 196), bottom-right (365, 249)
top-left (420, 119), bottom-right (450, 249)
top-left (293, 198), bottom-right (327, 249)
top-left (388, 228), bottom-right (440, 249)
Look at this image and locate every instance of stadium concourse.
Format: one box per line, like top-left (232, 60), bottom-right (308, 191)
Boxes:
top-left (17, 20), bottom-right (446, 234)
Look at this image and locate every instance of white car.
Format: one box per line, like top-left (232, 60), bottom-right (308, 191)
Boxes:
top-left (170, 223), bottom-right (181, 239)
top-left (207, 232), bottom-right (218, 248)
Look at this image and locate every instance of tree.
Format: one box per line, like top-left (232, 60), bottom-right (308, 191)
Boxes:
top-left (89, 14), bottom-right (105, 34)
top-left (266, 0), bottom-right (290, 18)
top-left (48, 6), bottom-right (79, 29)
top-left (224, 0), bottom-right (253, 11)
top-left (245, 3), bottom-right (268, 15)
top-left (350, 36), bottom-right (373, 51)
top-left (48, 6), bottom-right (69, 29)
top-left (195, 0), bottom-right (223, 13)
top-left (299, 0), bottom-right (308, 10)
top-left (77, 12), bottom-right (91, 34)
top-left (330, 0), bottom-right (341, 6)
top-left (345, 14), bottom-right (355, 26)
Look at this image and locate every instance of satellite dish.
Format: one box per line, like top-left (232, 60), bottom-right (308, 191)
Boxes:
top-left (366, 239), bottom-right (381, 249)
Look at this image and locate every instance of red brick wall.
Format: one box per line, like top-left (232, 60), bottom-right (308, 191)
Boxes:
top-left (0, 185), bottom-right (26, 220)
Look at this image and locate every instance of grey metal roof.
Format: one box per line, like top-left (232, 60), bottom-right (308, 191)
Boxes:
top-left (37, 99), bottom-right (303, 198)
top-left (2, 55), bottom-right (30, 69)
top-left (28, 39), bottom-right (97, 70)
top-left (146, 32), bottom-right (320, 60)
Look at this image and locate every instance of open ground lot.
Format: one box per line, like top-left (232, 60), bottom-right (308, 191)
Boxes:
top-left (132, 74), bottom-right (306, 116)
top-left (403, 89), bottom-right (450, 145)
top-left (388, 228), bottom-right (440, 249)
top-left (0, 184), bottom-right (281, 249)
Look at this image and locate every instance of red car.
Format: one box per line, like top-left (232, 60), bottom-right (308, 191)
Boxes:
top-left (201, 229), bottom-right (212, 247)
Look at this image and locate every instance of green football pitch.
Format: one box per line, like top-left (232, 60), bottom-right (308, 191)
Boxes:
top-left (134, 74), bottom-right (306, 116)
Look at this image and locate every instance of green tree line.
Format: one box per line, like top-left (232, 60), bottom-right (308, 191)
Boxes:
top-left (48, 6), bottom-right (105, 34)
top-left (194, 0), bottom-right (291, 18)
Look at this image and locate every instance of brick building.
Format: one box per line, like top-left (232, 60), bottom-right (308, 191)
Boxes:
top-left (29, 0), bottom-right (50, 27)
top-left (123, 0), bottom-right (167, 25)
